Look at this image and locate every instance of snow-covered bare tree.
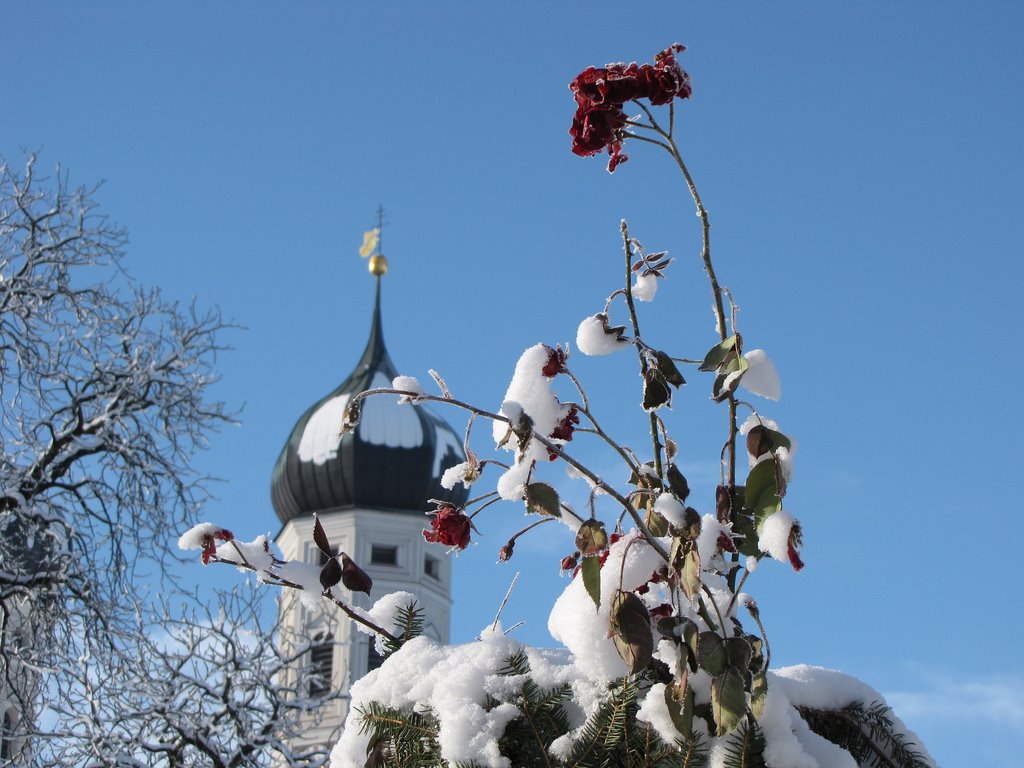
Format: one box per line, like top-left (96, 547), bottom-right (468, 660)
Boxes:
top-left (32, 585), bottom-right (340, 768)
top-left (0, 154), bottom-right (232, 762)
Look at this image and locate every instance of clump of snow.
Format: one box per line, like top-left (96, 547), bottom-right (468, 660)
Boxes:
top-left (331, 632), bottom-right (526, 768)
top-left (440, 460), bottom-right (476, 490)
top-left (392, 375), bottom-right (426, 403)
top-left (653, 492), bottom-right (687, 529)
top-left (636, 682), bottom-right (687, 745)
top-left (213, 534), bottom-right (274, 573)
top-left (351, 591), bottom-right (420, 653)
top-left (274, 559), bottom-right (324, 609)
top-left (547, 533), bottom-right (664, 684)
top-left (177, 522), bottom-right (228, 551)
top-left (740, 349), bottom-right (781, 400)
top-left (576, 314), bottom-right (628, 356)
top-left (758, 509), bottom-right (796, 564)
top-left (696, 513), bottom-right (731, 569)
top-left (491, 345), bottom-right (574, 500)
top-left (632, 272), bottom-right (658, 302)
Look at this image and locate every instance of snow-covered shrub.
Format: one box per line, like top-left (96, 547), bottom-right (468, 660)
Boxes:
top-left (185, 43), bottom-right (936, 768)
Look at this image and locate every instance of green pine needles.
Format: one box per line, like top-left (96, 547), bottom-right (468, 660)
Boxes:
top-left (796, 702), bottom-right (933, 768)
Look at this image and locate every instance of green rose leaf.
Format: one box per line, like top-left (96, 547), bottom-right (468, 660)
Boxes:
top-left (711, 667), bottom-right (747, 736)
top-left (732, 508), bottom-right (760, 558)
top-left (665, 679), bottom-right (695, 739)
top-left (682, 548), bottom-right (702, 602)
top-left (750, 671), bottom-right (768, 720)
top-left (609, 590), bottom-right (654, 673)
top-left (744, 459), bottom-right (782, 529)
top-left (525, 482), bottom-right (561, 517)
top-left (581, 555), bottom-right (601, 609)
top-left (725, 637), bottom-right (752, 672)
top-left (575, 518), bottom-right (607, 556)
top-left (699, 334), bottom-right (740, 372)
top-left (698, 631), bottom-right (727, 677)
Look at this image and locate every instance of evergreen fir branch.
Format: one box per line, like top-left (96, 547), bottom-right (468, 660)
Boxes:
top-left (496, 651), bottom-right (573, 767)
top-left (721, 716), bottom-right (766, 768)
top-left (673, 734), bottom-right (709, 768)
top-left (562, 676), bottom-right (642, 767)
top-left (383, 601), bottom-right (425, 656)
top-left (355, 702), bottom-right (443, 768)
top-left (796, 701), bottom-right (931, 768)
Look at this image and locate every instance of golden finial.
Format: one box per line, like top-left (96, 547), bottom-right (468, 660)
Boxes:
top-left (368, 254), bottom-right (388, 275)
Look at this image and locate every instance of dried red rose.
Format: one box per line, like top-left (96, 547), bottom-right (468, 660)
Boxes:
top-left (422, 504), bottom-right (473, 550)
top-left (201, 528), bottom-right (234, 565)
top-left (541, 345), bottom-right (569, 378)
top-left (568, 44), bottom-right (693, 171)
top-left (548, 405), bottom-right (580, 460)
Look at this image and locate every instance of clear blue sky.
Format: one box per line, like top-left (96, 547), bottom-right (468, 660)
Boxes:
top-left (6, 3), bottom-right (1023, 765)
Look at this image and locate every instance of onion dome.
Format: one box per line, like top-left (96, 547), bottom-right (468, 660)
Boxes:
top-left (271, 261), bottom-right (469, 524)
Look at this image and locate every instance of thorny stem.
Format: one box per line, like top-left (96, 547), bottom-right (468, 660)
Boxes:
top-left (620, 222), bottom-right (664, 484)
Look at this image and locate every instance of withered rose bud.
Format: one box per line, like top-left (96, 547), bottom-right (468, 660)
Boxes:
top-left (575, 518), bottom-right (608, 556)
top-left (715, 484), bottom-right (732, 524)
top-left (787, 522), bottom-right (804, 572)
top-left (747, 425), bottom-right (774, 458)
top-left (340, 552), bottom-right (373, 595)
top-left (498, 540), bottom-right (515, 562)
top-left (648, 603), bottom-right (674, 620)
top-left (561, 554), bottom-right (579, 571)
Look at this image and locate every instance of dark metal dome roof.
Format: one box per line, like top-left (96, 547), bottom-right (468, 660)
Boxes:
top-left (271, 278), bottom-right (468, 524)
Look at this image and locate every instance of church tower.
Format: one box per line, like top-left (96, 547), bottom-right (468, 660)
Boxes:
top-left (269, 245), bottom-right (469, 752)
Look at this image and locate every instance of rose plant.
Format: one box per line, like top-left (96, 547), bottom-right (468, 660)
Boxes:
top-left (181, 44), bottom-right (935, 768)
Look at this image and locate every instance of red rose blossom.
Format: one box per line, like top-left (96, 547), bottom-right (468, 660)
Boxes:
top-left (423, 504), bottom-right (473, 550)
top-left (568, 44), bottom-right (692, 172)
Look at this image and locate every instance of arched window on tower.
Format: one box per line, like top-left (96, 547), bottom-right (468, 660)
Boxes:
top-left (308, 632), bottom-right (334, 698)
